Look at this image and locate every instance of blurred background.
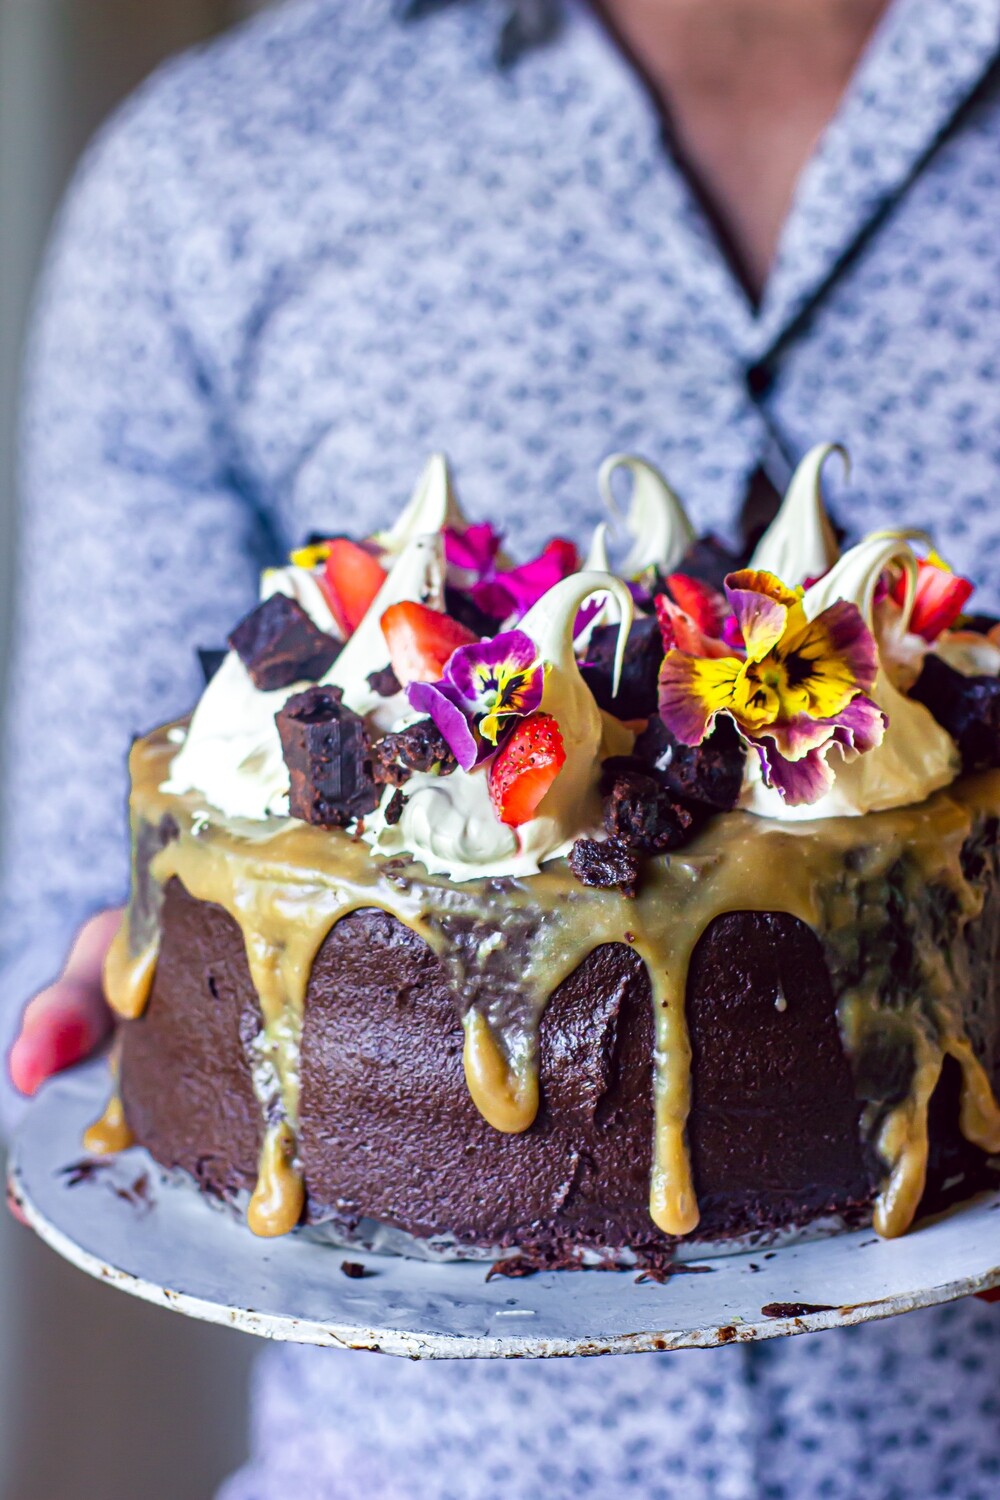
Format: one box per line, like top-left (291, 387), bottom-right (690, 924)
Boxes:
top-left (0, 6), bottom-right (270, 1496)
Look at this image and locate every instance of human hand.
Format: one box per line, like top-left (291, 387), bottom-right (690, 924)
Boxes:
top-left (8, 908), bottom-right (121, 1098)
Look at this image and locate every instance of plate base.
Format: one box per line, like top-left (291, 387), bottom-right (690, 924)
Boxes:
top-left (9, 1064), bottom-right (1000, 1358)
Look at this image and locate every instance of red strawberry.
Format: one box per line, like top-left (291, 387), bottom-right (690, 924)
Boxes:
top-left (890, 558), bottom-right (974, 642)
top-left (380, 601), bottom-right (478, 685)
top-left (320, 539), bottom-right (388, 637)
top-left (488, 713), bottom-right (566, 827)
top-left (655, 593), bottom-right (734, 660)
top-left (664, 572), bottom-right (729, 636)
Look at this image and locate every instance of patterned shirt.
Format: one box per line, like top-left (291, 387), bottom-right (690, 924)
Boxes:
top-left (4, 1), bottom-right (1000, 1495)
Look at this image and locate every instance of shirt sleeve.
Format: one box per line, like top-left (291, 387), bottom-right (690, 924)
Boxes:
top-left (0, 102), bottom-right (273, 1135)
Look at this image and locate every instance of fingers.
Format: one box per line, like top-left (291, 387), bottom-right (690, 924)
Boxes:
top-left (62, 907), bottom-right (124, 986)
top-left (9, 978), bottom-right (114, 1097)
top-left (9, 908), bottom-right (122, 1097)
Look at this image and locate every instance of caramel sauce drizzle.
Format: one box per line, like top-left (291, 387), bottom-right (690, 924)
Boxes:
top-left (102, 728), bottom-right (1000, 1245)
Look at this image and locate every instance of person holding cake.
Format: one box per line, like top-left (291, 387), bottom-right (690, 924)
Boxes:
top-left (5, 1), bottom-right (1000, 1497)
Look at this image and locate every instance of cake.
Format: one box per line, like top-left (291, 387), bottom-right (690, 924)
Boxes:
top-left (90, 444), bottom-right (1000, 1267)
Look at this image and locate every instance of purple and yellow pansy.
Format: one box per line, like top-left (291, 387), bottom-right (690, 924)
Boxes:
top-left (658, 568), bottom-right (887, 806)
top-left (407, 629), bottom-right (546, 771)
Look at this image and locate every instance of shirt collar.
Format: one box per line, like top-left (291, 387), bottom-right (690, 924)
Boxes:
top-left (753, 0), bottom-right (1000, 354)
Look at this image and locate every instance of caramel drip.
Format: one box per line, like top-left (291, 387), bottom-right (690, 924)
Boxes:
top-left (83, 1092), bottom-right (135, 1156)
top-left (83, 1037), bottom-right (135, 1155)
top-left (246, 1122), bottom-right (305, 1237)
top-left (109, 728), bottom-right (1000, 1243)
top-left (103, 920), bottom-right (158, 1021)
top-left (462, 1011), bottom-right (539, 1133)
top-left (871, 1034), bottom-right (942, 1238)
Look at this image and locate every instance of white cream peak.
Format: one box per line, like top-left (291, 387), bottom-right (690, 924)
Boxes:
top-left (749, 443), bottom-right (844, 585)
top-left (597, 454), bottom-right (695, 577)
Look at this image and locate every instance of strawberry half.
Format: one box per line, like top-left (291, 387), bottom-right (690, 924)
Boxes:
top-left (380, 601), bottom-right (478, 685)
top-left (664, 572), bottom-right (729, 637)
top-left (488, 713), bottom-right (566, 828)
top-left (320, 539), bottom-right (388, 637)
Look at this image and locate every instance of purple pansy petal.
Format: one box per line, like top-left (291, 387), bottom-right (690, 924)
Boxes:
top-left (657, 652), bottom-right (742, 746)
top-left (754, 741), bottom-right (836, 806)
top-left (724, 578), bottom-right (790, 662)
top-left (829, 693), bottom-right (888, 757)
top-left (808, 599), bottom-right (880, 696)
top-left (446, 630), bottom-right (538, 706)
top-left (444, 522), bottom-right (502, 579)
top-left (406, 681), bottom-right (480, 772)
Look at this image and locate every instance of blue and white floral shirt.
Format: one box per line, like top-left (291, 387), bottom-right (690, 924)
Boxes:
top-left (4, 2), bottom-right (1000, 1495)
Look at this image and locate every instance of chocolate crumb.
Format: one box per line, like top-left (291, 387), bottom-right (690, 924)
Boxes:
top-left (373, 718), bottom-right (458, 786)
top-left (384, 788), bottom-right (406, 825)
top-left (276, 685), bottom-right (379, 827)
top-left (486, 1256), bottom-right (541, 1281)
top-left (340, 1259), bottom-right (373, 1279)
top-left (760, 1302), bottom-right (836, 1319)
top-left (229, 594), bottom-right (341, 691)
top-left (600, 761), bottom-right (694, 853)
top-left (61, 1159), bottom-right (114, 1188)
top-left (569, 836), bottom-right (639, 897)
top-left (367, 665), bottom-right (402, 698)
top-left (633, 715), bottom-right (745, 812)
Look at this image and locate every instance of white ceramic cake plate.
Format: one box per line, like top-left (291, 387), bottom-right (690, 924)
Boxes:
top-left (9, 1062), bottom-right (1000, 1359)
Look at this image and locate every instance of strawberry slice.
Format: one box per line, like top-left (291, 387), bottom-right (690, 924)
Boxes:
top-left (655, 594), bottom-right (733, 659)
top-left (488, 713), bottom-right (566, 827)
top-left (891, 557), bottom-right (974, 643)
top-left (320, 539), bottom-right (388, 637)
top-left (664, 572), bottom-right (729, 637)
top-left (380, 601), bottom-right (478, 685)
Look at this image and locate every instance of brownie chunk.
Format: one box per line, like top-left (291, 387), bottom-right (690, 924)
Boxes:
top-left (372, 718), bottom-right (458, 787)
top-left (229, 594), bottom-right (341, 691)
top-left (568, 837), bottom-right (639, 897)
top-left (276, 685), bottom-right (379, 827)
top-left (600, 761), bottom-right (694, 852)
top-left (633, 714), bottom-right (745, 811)
top-left (910, 654), bottom-right (1000, 772)
top-left (580, 615), bottom-right (663, 720)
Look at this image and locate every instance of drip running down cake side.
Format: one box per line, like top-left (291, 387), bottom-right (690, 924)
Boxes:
top-left (96, 444), bottom-right (1000, 1265)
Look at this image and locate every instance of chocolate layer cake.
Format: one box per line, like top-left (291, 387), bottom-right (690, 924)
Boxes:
top-left (93, 447), bottom-right (1000, 1263)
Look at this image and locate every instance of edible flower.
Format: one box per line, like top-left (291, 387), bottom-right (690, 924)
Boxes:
top-left (407, 628), bottom-right (545, 771)
top-left (471, 539), bottom-right (579, 622)
top-left (443, 522), bottom-right (503, 580)
top-left (890, 552), bottom-right (974, 642)
top-left (658, 568), bottom-right (887, 806)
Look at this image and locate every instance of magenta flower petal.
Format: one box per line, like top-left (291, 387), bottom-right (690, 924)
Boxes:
top-left (472, 538), bottom-right (578, 620)
top-left (444, 522), bottom-right (502, 579)
top-left (406, 681), bottom-right (480, 772)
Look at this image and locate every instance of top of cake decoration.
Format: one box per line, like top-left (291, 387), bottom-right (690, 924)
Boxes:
top-left (163, 444), bottom-right (1000, 886)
